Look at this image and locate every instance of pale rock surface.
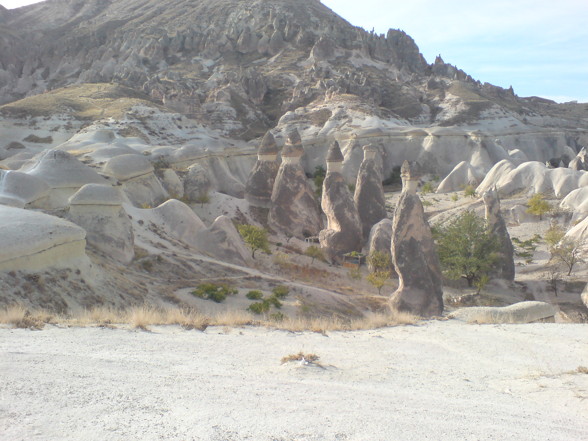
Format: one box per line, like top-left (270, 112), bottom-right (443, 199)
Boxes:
top-left (477, 160), bottom-right (588, 198)
top-left (367, 218), bottom-right (394, 272)
top-left (563, 215), bottom-right (588, 246)
top-left (483, 188), bottom-right (515, 281)
top-left (508, 148), bottom-right (529, 165)
top-left (390, 161), bottom-right (443, 317)
top-left (436, 160), bottom-right (484, 193)
top-left (205, 156), bottom-right (246, 198)
top-left (269, 130), bottom-right (322, 238)
top-left (145, 199), bottom-right (207, 246)
top-left (0, 205), bottom-right (88, 272)
top-left (560, 187), bottom-right (588, 214)
top-left (245, 131), bottom-right (280, 208)
top-left (319, 141), bottom-right (362, 261)
top-left (0, 169), bottom-right (49, 208)
top-left (21, 149), bottom-right (106, 208)
top-left (354, 144), bottom-right (387, 241)
top-left (582, 283), bottom-right (588, 309)
top-left (194, 215), bottom-right (252, 265)
top-left (509, 204), bottom-right (536, 224)
top-left (449, 301), bottom-right (556, 324)
top-left (158, 168), bottom-right (184, 199)
top-left (103, 154), bottom-right (168, 207)
top-left (68, 184), bottom-right (134, 264)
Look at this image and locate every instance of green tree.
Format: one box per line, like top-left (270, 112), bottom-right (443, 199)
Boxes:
top-left (237, 224), bottom-right (270, 259)
top-left (545, 223), bottom-right (566, 252)
top-left (526, 193), bottom-right (551, 220)
top-left (367, 250), bottom-right (391, 272)
top-left (194, 191), bottom-right (210, 208)
top-left (366, 271), bottom-right (390, 295)
top-left (434, 210), bottom-right (501, 287)
top-left (304, 245), bottom-right (325, 264)
top-left (421, 181), bottom-right (435, 194)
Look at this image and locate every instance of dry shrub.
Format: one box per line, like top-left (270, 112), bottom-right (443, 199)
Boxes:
top-left (0, 305), bottom-right (53, 330)
top-left (164, 308), bottom-right (208, 331)
top-left (70, 307), bottom-right (123, 326)
top-left (575, 366), bottom-right (588, 374)
top-left (211, 310), bottom-right (255, 327)
top-left (281, 352), bottom-right (320, 364)
top-left (127, 306), bottom-right (164, 330)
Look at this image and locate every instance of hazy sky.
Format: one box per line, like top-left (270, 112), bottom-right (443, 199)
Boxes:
top-left (3, 0), bottom-right (587, 102)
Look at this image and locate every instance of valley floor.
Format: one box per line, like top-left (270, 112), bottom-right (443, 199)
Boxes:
top-left (1, 321), bottom-right (587, 441)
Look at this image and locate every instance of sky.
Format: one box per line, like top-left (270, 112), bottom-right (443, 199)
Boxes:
top-left (3, 0), bottom-right (588, 103)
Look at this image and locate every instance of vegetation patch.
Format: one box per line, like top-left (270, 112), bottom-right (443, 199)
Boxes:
top-left (192, 283), bottom-right (238, 303)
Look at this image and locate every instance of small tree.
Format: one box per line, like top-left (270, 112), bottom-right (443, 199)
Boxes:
top-left (194, 192), bottom-right (210, 208)
top-left (304, 245), bottom-right (325, 264)
top-left (421, 181), bottom-right (435, 194)
top-left (367, 250), bottom-right (391, 272)
top-left (545, 223), bottom-right (566, 254)
top-left (551, 237), bottom-right (585, 276)
top-left (526, 193), bottom-right (551, 220)
top-left (435, 210), bottom-right (501, 287)
top-left (237, 224), bottom-right (271, 259)
top-left (366, 271), bottom-right (390, 295)
top-left (463, 185), bottom-right (477, 198)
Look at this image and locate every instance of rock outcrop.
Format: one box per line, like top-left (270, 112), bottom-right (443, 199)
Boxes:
top-left (390, 161), bottom-right (443, 317)
top-left (436, 161), bottom-right (484, 193)
top-left (245, 131), bottom-right (280, 208)
top-left (560, 187), bottom-right (588, 214)
top-left (0, 169), bottom-right (49, 208)
top-left (183, 163), bottom-right (213, 202)
top-left (483, 188), bottom-right (515, 281)
top-left (268, 129), bottom-right (322, 238)
top-left (319, 141), bottom-right (362, 262)
top-left (68, 184), bottom-right (134, 264)
top-left (102, 154), bottom-right (168, 207)
top-left (194, 215), bottom-right (252, 266)
top-left (0, 205), bottom-right (88, 272)
top-left (448, 301), bottom-right (556, 324)
top-left (569, 147), bottom-right (588, 171)
top-left (367, 219), bottom-right (394, 272)
top-left (354, 144), bottom-right (387, 242)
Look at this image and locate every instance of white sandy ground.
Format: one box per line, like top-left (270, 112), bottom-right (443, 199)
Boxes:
top-left (1, 321), bottom-right (587, 441)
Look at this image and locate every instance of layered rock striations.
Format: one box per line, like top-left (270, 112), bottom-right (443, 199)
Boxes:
top-left (354, 144), bottom-right (387, 241)
top-left (483, 188), bottom-right (515, 281)
top-left (319, 141), bottom-right (362, 261)
top-left (390, 161), bottom-right (443, 317)
top-left (268, 129), bottom-right (322, 238)
top-left (245, 131), bottom-right (280, 208)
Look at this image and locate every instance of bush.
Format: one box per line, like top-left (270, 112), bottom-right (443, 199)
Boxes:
top-left (192, 283), bottom-right (237, 303)
top-left (463, 185), bottom-right (477, 198)
top-left (245, 290), bottom-right (263, 300)
top-left (421, 181), bottom-right (435, 194)
top-left (313, 165), bottom-right (326, 198)
top-left (526, 193), bottom-right (551, 220)
top-left (246, 286), bottom-right (289, 315)
top-left (304, 245), bottom-right (325, 264)
top-left (247, 301), bottom-right (270, 314)
top-left (237, 224), bottom-right (271, 259)
top-left (272, 285), bottom-right (290, 299)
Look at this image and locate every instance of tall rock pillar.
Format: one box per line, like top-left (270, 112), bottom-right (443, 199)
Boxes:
top-left (319, 141), bottom-right (362, 262)
top-left (354, 144), bottom-right (387, 242)
top-left (268, 129), bottom-right (322, 238)
top-left (390, 161), bottom-right (443, 317)
top-left (483, 188), bottom-right (515, 281)
top-left (245, 131), bottom-right (280, 208)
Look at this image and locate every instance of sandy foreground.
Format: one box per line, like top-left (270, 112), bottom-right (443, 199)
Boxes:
top-left (1, 321), bottom-right (587, 441)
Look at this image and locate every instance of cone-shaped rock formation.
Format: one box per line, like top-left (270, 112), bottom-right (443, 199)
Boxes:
top-left (245, 131), bottom-right (280, 208)
top-left (483, 188), bottom-right (515, 281)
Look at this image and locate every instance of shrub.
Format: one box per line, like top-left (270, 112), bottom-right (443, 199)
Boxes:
top-left (463, 185), bottom-right (477, 198)
top-left (512, 235), bottom-right (541, 263)
top-left (192, 283), bottom-right (237, 303)
top-left (247, 301), bottom-right (270, 314)
top-left (304, 245), bottom-right (325, 264)
top-left (421, 181), bottom-right (435, 194)
top-left (526, 193), bottom-right (551, 220)
top-left (272, 285), bottom-right (290, 299)
top-left (313, 165), bottom-right (326, 198)
top-left (194, 192), bottom-right (210, 208)
top-left (367, 250), bottom-right (391, 272)
top-left (245, 290), bottom-right (263, 300)
top-left (366, 271), bottom-right (390, 295)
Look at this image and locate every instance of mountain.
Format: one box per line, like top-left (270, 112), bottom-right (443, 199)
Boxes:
top-left (1, 0), bottom-right (586, 177)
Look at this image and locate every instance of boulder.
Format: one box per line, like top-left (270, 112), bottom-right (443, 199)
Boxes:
top-left (183, 163), bottom-right (213, 202)
top-left (483, 188), bottom-right (515, 281)
top-left (436, 161), bottom-right (484, 193)
top-left (319, 141), bottom-right (362, 262)
top-left (68, 184), bottom-right (134, 264)
top-left (269, 129), bottom-right (322, 238)
top-left (367, 219), bottom-right (394, 272)
top-left (0, 205), bottom-right (88, 272)
top-left (103, 154), bottom-right (168, 207)
top-left (448, 301), bottom-right (556, 324)
top-left (245, 131), bottom-right (280, 208)
top-left (354, 144), bottom-right (387, 241)
top-left (390, 161), bottom-right (443, 317)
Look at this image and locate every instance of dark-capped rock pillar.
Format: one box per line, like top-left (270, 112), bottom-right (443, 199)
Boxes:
top-left (390, 161), bottom-right (443, 317)
top-left (245, 131), bottom-right (280, 208)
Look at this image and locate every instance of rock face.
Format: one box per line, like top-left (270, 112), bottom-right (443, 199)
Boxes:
top-left (245, 131), bottom-right (280, 208)
top-left (268, 130), bottom-right (322, 238)
top-left (68, 184), bottom-right (134, 264)
top-left (367, 219), bottom-right (394, 272)
top-left (0, 205), bottom-right (88, 272)
top-left (0, 170), bottom-right (49, 208)
top-left (102, 154), bottom-right (168, 207)
top-left (390, 161), bottom-right (443, 317)
top-left (483, 188), bottom-right (515, 281)
top-left (569, 147), bottom-right (588, 171)
top-left (436, 161), bottom-right (484, 193)
top-left (449, 301), bottom-right (556, 324)
top-left (319, 141), bottom-right (362, 261)
top-left (183, 163), bottom-right (213, 202)
top-left (354, 144), bottom-right (387, 242)
top-left (194, 215), bottom-right (252, 266)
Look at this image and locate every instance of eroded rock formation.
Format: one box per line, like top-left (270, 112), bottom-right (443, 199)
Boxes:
top-left (268, 129), bottom-right (322, 238)
top-left (569, 147), bottom-right (588, 171)
top-left (354, 144), bottom-right (387, 241)
top-left (367, 219), bottom-right (394, 273)
top-left (319, 141), bottom-right (362, 262)
top-left (390, 161), bottom-right (443, 317)
top-left (245, 131), bottom-right (280, 208)
top-left (483, 188), bottom-right (515, 281)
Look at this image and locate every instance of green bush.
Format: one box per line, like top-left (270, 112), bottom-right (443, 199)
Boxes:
top-left (272, 285), bottom-right (290, 299)
top-left (421, 181), bottom-right (435, 194)
top-left (192, 283), bottom-right (237, 303)
top-left (246, 290), bottom-right (264, 300)
top-left (247, 301), bottom-right (270, 314)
